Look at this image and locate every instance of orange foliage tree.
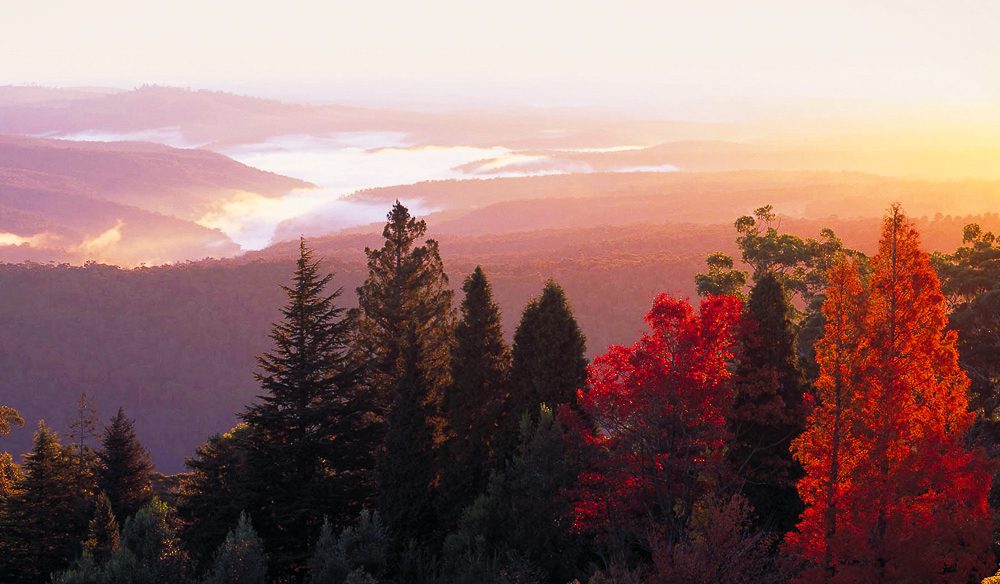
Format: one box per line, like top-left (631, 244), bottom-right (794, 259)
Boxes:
top-left (786, 205), bottom-right (994, 583)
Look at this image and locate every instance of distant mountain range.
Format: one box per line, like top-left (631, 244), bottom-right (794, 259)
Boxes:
top-left (0, 134), bottom-right (309, 264)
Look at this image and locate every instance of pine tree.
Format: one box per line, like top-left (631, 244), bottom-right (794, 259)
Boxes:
top-left (98, 407), bottom-right (154, 521)
top-left (727, 273), bottom-right (806, 533)
top-left (84, 492), bottom-right (120, 564)
top-left (69, 392), bottom-right (99, 490)
top-left (101, 499), bottom-right (190, 583)
top-left (240, 238), bottom-right (375, 578)
top-left (377, 325), bottom-right (437, 550)
top-left (356, 201), bottom-right (456, 420)
top-left (203, 512), bottom-right (267, 584)
top-left (786, 206), bottom-right (994, 583)
top-left (507, 280), bottom-right (587, 423)
top-left (307, 512), bottom-right (388, 584)
top-left (439, 266), bottom-right (510, 526)
top-left (0, 422), bottom-right (88, 584)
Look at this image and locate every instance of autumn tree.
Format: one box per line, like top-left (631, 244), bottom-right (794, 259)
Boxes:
top-left (728, 273), bottom-right (806, 533)
top-left (566, 293), bottom-right (742, 561)
top-left (0, 422), bottom-right (89, 584)
top-left (439, 266), bottom-right (510, 526)
top-left (786, 206), bottom-right (994, 583)
top-left (0, 405), bottom-right (23, 438)
top-left (98, 407), bottom-right (154, 521)
top-left (356, 201), bottom-right (456, 417)
top-left (240, 238), bottom-right (375, 578)
top-left (508, 280), bottom-right (587, 419)
top-left (0, 451), bottom-right (24, 500)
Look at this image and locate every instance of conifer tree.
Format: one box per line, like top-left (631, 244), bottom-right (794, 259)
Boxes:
top-left (507, 280), bottom-right (587, 420)
top-left (727, 273), bottom-right (806, 533)
top-left (98, 407), bottom-right (154, 521)
top-left (69, 392), bottom-right (99, 488)
top-left (0, 451), bottom-right (23, 500)
top-left (0, 422), bottom-right (88, 584)
top-left (307, 512), bottom-right (388, 584)
top-left (378, 325), bottom-right (437, 549)
top-left (356, 201), bottom-right (456, 418)
top-left (439, 266), bottom-right (510, 525)
top-left (178, 425), bottom-right (254, 569)
top-left (102, 499), bottom-right (190, 583)
top-left (203, 512), bottom-right (267, 584)
top-left (240, 238), bottom-right (374, 579)
top-left (786, 206), bottom-right (994, 582)
top-left (84, 492), bottom-right (120, 564)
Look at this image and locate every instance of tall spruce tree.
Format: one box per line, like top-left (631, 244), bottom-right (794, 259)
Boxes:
top-left (439, 266), bottom-right (510, 526)
top-left (507, 280), bottom-right (587, 421)
top-left (0, 422), bottom-right (88, 584)
top-left (241, 238), bottom-right (374, 579)
top-left (356, 201), bottom-right (456, 420)
top-left (727, 273), bottom-right (806, 534)
top-left (377, 325), bottom-right (437, 550)
top-left (98, 407), bottom-right (154, 521)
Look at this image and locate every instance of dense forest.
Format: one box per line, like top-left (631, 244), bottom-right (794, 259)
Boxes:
top-left (1, 201), bottom-right (998, 583)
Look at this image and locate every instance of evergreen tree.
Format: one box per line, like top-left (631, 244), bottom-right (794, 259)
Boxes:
top-left (98, 407), bottom-right (154, 521)
top-left (307, 512), bottom-right (388, 584)
top-left (84, 492), bottom-right (120, 564)
top-left (102, 499), bottom-right (190, 583)
top-left (439, 266), bottom-right (510, 526)
top-left (178, 425), bottom-right (254, 569)
top-left (356, 201), bottom-right (456, 420)
top-left (507, 280), bottom-right (587, 423)
top-left (377, 325), bottom-right (437, 550)
top-left (0, 422), bottom-right (88, 584)
top-left (69, 392), bottom-right (99, 490)
top-left (727, 273), bottom-right (806, 534)
top-left (202, 512), bottom-right (267, 584)
top-left (240, 238), bottom-right (375, 578)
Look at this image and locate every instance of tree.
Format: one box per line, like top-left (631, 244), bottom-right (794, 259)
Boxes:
top-left (240, 238), bottom-right (375, 578)
top-left (98, 407), bottom-right (154, 522)
top-left (508, 280), bottom-right (587, 420)
top-left (99, 499), bottom-right (190, 583)
top-left (0, 405), bottom-right (23, 438)
top-left (178, 425), bottom-right (254, 569)
top-left (727, 273), bottom-right (806, 534)
top-left (786, 206), bottom-right (994, 583)
top-left (439, 266), bottom-right (511, 526)
top-left (0, 422), bottom-right (88, 584)
top-left (695, 252), bottom-right (748, 299)
top-left (84, 492), bottom-right (121, 564)
top-left (203, 512), bottom-right (267, 584)
top-left (69, 392), bottom-right (99, 489)
top-left (377, 324), bottom-right (437, 550)
top-left (356, 201), bottom-right (456, 419)
top-left (566, 294), bottom-right (742, 561)
top-left (447, 404), bottom-right (577, 583)
top-left (307, 512), bottom-right (388, 584)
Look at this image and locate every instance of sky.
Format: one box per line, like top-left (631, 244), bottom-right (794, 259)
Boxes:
top-left (3, 0), bottom-right (999, 117)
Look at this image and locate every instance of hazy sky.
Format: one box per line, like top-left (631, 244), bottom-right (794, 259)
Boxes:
top-left (3, 0), bottom-right (999, 114)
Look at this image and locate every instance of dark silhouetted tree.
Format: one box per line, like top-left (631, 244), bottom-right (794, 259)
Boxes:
top-left (0, 422), bottom-right (87, 584)
top-left (84, 491), bottom-right (120, 564)
top-left (508, 280), bottom-right (587, 420)
top-left (439, 266), bottom-right (510, 526)
top-left (240, 238), bottom-right (374, 579)
top-left (98, 407), bottom-right (154, 522)
top-left (728, 273), bottom-right (806, 534)
top-left (378, 325), bottom-right (437, 551)
top-left (307, 511), bottom-right (388, 584)
top-left (356, 201), bottom-right (456, 421)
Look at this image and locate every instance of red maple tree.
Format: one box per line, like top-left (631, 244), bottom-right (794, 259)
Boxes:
top-left (563, 293), bottom-right (743, 551)
top-left (786, 206), bottom-right (994, 583)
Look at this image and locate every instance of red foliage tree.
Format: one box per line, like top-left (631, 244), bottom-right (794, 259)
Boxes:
top-left (563, 293), bottom-right (743, 554)
top-left (786, 206), bottom-right (994, 583)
